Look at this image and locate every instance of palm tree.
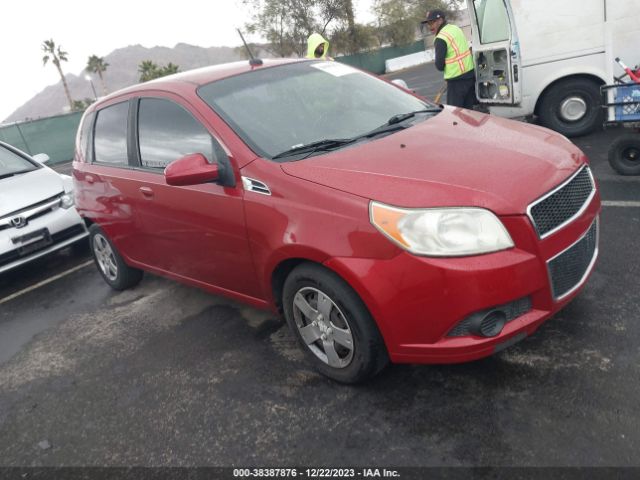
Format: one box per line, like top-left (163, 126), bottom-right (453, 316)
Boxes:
top-left (138, 60), bottom-right (180, 82)
top-left (42, 39), bottom-right (73, 111)
top-left (138, 60), bottom-right (159, 82)
top-left (85, 55), bottom-right (109, 95)
top-left (163, 63), bottom-right (180, 76)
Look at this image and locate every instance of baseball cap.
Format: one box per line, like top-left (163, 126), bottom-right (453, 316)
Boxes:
top-left (424, 10), bottom-right (445, 23)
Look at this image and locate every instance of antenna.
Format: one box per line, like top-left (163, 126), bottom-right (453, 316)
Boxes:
top-left (237, 29), bottom-right (263, 67)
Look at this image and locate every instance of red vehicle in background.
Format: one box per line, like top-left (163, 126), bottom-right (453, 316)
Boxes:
top-left (73, 59), bottom-right (601, 383)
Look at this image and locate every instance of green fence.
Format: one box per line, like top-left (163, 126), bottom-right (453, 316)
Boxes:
top-left (336, 40), bottom-right (426, 75)
top-left (0, 111), bottom-right (83, 165)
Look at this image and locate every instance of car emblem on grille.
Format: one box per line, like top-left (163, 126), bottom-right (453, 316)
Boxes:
top-left (10, 216), bottom-right (28, 229)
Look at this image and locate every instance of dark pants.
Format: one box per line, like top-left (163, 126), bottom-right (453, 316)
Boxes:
top-left (446, 76), bottom-right (477, 109)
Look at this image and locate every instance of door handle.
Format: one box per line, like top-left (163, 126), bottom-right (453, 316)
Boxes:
top-left (139, 186), bottom-right (154, 198)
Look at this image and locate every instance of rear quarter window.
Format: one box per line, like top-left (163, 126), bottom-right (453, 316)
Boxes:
top-left (76, 111), bottom-right (95, 163)
top-left (94, 102), bottom-right (129, 165)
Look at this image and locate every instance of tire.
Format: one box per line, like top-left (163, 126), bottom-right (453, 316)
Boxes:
top-left (608, 134), bottom-right (640, 175)
top-left (89, 224), bottom-right (143, 290)
top-left (538, 78), bottom-right (603, 137)
top-left (282, 263), bottom-right (389, 383)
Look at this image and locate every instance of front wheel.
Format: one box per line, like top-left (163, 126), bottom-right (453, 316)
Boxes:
top-left (282, 263), bottom-right (388, 383)
top-left (608, 134), bottom-right (640, 175)
top-left (538, 78), bottom-right (603, 137)
top-left (89, 224), bottom-right (143, 290)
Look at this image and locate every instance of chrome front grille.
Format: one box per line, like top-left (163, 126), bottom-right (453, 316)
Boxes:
top-left (0, 193), bottom-right (63, 232)
top-left (547, 218), bottom-right (599, 301)
top-left (528, 166), bottom-right (595, 238)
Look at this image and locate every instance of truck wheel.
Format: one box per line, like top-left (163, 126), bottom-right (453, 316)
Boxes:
top-left (282, 263), bottom-right (389, 384)
top-left (538, 78), bottom-right (603, 137)
top-left (608, 134), bottom-right (640, 175)
top-left (89, 224), bottom-right (143, 290)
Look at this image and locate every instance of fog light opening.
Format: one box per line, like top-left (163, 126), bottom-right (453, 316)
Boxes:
top-left (471, 310), bottom-right (507, 338)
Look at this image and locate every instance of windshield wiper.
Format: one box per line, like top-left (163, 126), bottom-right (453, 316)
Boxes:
top-left (387, 108), bottom-right (442, 125)
top-left (347, 108), bottom-right (443, 143)
top-left (271, 108), bottom-right (442, 160)
top-left (272, 138), bottom-right (355, 160)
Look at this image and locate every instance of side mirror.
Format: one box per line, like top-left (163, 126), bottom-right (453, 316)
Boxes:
top-left (391, 79), bottom-right (409, 90)
top-left (391, 79), bottom-right (417, 94)
top-left (33, 153), bottom-right (50, 164)
top-left (164, 153), bottom-right (219, 186)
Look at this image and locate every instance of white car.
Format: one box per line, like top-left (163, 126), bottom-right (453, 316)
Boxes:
top-left (0, 141), bottom-right (88, 273)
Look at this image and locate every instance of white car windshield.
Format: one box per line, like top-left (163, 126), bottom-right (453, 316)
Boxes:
top-left (198, 61), bottom-right (438, 160)
top-left (0, 144), bottom-right (39, 179)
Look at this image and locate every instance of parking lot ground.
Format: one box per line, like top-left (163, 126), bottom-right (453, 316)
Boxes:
top-left (0, 202), bottom-right (639, 467)
top-left (385, 63), bottom-right (445, 101)
top-left (0, 69), bottom-right (639, 467)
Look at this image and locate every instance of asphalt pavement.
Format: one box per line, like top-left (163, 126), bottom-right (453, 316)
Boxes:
top-left (386, 63), bottom-right (446, 101)
top-left (0, 64), bottom-right (639, 468)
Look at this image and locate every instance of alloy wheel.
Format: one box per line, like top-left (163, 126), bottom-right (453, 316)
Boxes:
top-left (292, 287), bottom-right (354, 368)
top-left (93, 233), bottom-right (118, 282)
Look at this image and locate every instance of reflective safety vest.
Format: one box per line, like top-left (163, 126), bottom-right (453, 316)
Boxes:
top-left (436, 24), bottom-right (474, 80)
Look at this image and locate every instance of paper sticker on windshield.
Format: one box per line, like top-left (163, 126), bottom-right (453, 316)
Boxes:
top-left (310, 62), bottom-right (357, 77)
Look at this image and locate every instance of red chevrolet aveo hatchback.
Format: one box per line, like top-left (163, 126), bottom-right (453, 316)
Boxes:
top-left (74, 59), bottom-right (600, 383)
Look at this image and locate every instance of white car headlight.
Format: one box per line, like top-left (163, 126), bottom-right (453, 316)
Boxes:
top-left (60, 192), bottom-right (75, 209)
top-left (370, 201), bottom-right (514, 257)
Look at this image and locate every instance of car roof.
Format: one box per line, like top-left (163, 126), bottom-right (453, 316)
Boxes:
top-left (96, 58), bottom-right (307, 104)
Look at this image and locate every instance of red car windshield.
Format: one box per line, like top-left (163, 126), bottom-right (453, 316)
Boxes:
top-left (198, 61), bottom-right (436, 160)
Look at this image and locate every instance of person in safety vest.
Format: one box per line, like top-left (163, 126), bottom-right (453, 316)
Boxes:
top-left (306, 33), bottom-right (333, 60)
top-left (423, 10), bottom-right (476, 109)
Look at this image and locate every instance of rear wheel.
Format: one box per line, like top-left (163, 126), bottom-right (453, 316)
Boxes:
top-left (89, 224), bottom-right (143, 290)
top-left (608, 134), bottom-right (640, 175)
top-left (282, 263), bottom-right (388, 383)
top-left (538, 78), bottom-right (603, 137)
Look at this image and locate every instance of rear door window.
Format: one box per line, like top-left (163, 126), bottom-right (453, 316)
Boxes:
top-left (137, 98), bottom-right (218, 170)
top-left (77, 111), bottom-right (95, 163)
top-left (94, 102), bottom-right (129, 165)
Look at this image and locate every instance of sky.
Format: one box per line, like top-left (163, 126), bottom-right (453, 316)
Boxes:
top-left (1, 0), bottom-right (376, 122)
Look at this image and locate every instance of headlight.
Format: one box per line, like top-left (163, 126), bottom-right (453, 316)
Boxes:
top-left (370, 201), bottom-right (514, 257)
top-left (60, 192), bottom-right (75, 209)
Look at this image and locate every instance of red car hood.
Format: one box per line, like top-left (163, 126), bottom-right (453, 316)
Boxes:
top-left (281, 108), bottom-right (586, 215)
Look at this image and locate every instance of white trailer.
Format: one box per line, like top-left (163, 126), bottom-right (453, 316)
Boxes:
top-left (466, 0), bottom-right (640, 136)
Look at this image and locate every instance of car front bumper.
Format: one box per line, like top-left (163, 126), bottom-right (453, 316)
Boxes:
top-left (0, 205), bottom-right (88, 274)
top-left (324, 196), bottom-right (601, 364)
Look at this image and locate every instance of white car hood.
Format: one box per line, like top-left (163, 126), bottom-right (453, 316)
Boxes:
top-left (0, 167), bottom-right (64, 218)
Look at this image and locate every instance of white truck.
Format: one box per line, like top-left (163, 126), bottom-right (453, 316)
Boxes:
top-left (466, 0), bottom-right (640, 136)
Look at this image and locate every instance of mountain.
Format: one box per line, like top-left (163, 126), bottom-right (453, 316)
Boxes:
top-left (3, 43), bottom-right (252, 123)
